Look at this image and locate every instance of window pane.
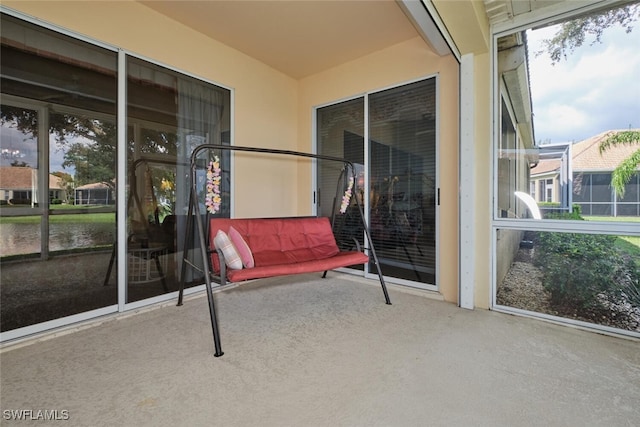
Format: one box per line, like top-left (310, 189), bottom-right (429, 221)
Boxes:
top-left (317, 98), bottom-right (365, 270)
top-left (49, 110), bottom-right (116, 253)
top-left (1, 106), bottom-right (40, 214)
top-left (496, 228), bottom-right (640, 335)
top-left (1, 105), bottom-right (42, 257)
top-left (1, 107), bottom-right (38, 169)
top-left (369, 79), bottom-right (437, 284)
top-left (498, 100), bottom-right (519, 218)
top-left (497, 13), bottom-right (639, 223)
top-left (1, 13), bottom-right (118, 332)
top-left (126, 56), bottom-right (231, 303)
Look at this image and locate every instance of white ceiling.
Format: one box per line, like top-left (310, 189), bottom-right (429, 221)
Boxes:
top-left (139, 0), bottom-right (420, 79)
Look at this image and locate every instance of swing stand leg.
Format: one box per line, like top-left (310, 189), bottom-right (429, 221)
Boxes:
top-left (379, 273), bottom-right (392, 305)
top-left (205, 279), bottom-right (224, 357)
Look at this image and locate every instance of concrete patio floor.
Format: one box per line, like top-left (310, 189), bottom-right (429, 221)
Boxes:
top-left (1, 273), bottom-right (639, 426)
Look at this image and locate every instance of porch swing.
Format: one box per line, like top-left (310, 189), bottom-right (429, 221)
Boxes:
top-left (177, 144), bottom-right (391, 357)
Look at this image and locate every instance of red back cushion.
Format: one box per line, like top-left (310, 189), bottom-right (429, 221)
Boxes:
top-left (209, 217), bottom-right (339, 269)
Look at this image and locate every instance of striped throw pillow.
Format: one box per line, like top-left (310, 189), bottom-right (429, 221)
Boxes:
top-left (213, 230), bottom-right (243, 270)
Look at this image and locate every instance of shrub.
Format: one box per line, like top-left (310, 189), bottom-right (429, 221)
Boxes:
top-left (544, 204), bottom-right (583, 220)
top-left (572, 204), bottom-right (582, 217)
top-left (534, 232), bottom-right (624, 313)
top-left (9, 198), bottom-right (37, 206)
top-left (614, 260), bottom-right (640, 309)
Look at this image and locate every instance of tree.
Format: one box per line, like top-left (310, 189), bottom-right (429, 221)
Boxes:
top-left (1, 107), bottom-right (118, 188)
top-left (537, 3), bottom-right (639, 64)
top-left (58, 118), bottom-right (117, 188)
top-left (51, 171), bottom-right (74, 203)
top-left (537, 3), bottom-right (640, 198)
top-left (2, 107), bottom-right (177, 187)
top-left (599, 130), bottom-right (640, 198)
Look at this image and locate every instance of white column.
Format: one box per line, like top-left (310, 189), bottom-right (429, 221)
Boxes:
top-left (459, 53), bottom-right (475, 309)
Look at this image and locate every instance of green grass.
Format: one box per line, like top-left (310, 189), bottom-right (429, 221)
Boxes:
top-left (617, 236), bottom-right (640, 267)
top-left (0, 214), bottom-right (115, 224)
top-left (584, 215), bottom-right (640, 222)
top-left (51, 213), bottom-right (115, 223)
top-left (0, 204), bottom-right (115, 224)
top-left (584, 216), bottom-right (640, 266)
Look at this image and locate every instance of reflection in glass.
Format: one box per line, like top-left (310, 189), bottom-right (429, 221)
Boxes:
top-left (317, 97), bottom-right (365, 270)
top-left (368, 79), bottom-right (437, 284)
top-left (125, 56), bottom-right (231, 303)
top-left (1, 13), bottom-right (118, 332)
top-left (1, 110), bottom-right (38, 169)
top-left (1, 107), bottom-right (41, 258)
top-left (496, 228), bottom-right (640, 335)
top-left (49, 111), bottom-right (116, 253)
top-left (1, 107), bottom-right (40, 210)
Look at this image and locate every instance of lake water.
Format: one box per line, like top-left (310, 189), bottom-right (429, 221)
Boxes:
top-left (0, 222), bottom-right (116, 257)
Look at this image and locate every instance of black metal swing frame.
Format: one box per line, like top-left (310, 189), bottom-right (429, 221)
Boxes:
top-left (177, 144), bottom-right (391, 357)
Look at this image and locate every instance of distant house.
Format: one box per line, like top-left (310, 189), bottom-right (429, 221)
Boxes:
top-left (74, 182), bottom-right (115, 205)
top-left (531, 130), bottom-right (640, 216)
top-left (0, 166), bottom-right (66, 205)
top-left (528, 142), bottom-right (571, 209)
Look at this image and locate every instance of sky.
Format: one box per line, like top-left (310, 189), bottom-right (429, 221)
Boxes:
top-left (0, 126), bottom-right (83, 175)
top-left (526, 20), bottom-right (640, 145)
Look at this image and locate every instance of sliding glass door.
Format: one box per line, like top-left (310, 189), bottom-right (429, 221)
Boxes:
top-left (317, 78), bottom-right (438, 288)
top-left (1, 13), bottom-right (118, 333)
top-left (1, 11), bottom-right (232, 339)
top-left (125, 57), bottom-right (231, 304)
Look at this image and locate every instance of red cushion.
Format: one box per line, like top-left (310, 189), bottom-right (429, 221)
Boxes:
top-left (228, 226), bottom-right (255, 268)
top-left (227, 251), bottom-right (368, 282)
top-left (209, 217), bottom-right (344, 274)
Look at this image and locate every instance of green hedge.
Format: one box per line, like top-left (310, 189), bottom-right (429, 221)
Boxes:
top-left (534, 231), bottom-right (640, 315)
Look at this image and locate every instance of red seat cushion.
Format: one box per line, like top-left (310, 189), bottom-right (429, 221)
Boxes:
top-left (227, 251), bottom-right (368, 282)
top-left (209, 217), bottom-right (360, 280)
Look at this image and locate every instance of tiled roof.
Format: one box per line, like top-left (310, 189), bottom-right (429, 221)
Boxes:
top-left (531, 130), bottom-right (640, 175)
top-left (572, 130), bottom-right (640, 171)
top-left (0, 167), bottom-right (64, 190)
top-left (76, 182), bottom-right (110, 190)
top-left (531, 159), bottom-right (560, 175)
